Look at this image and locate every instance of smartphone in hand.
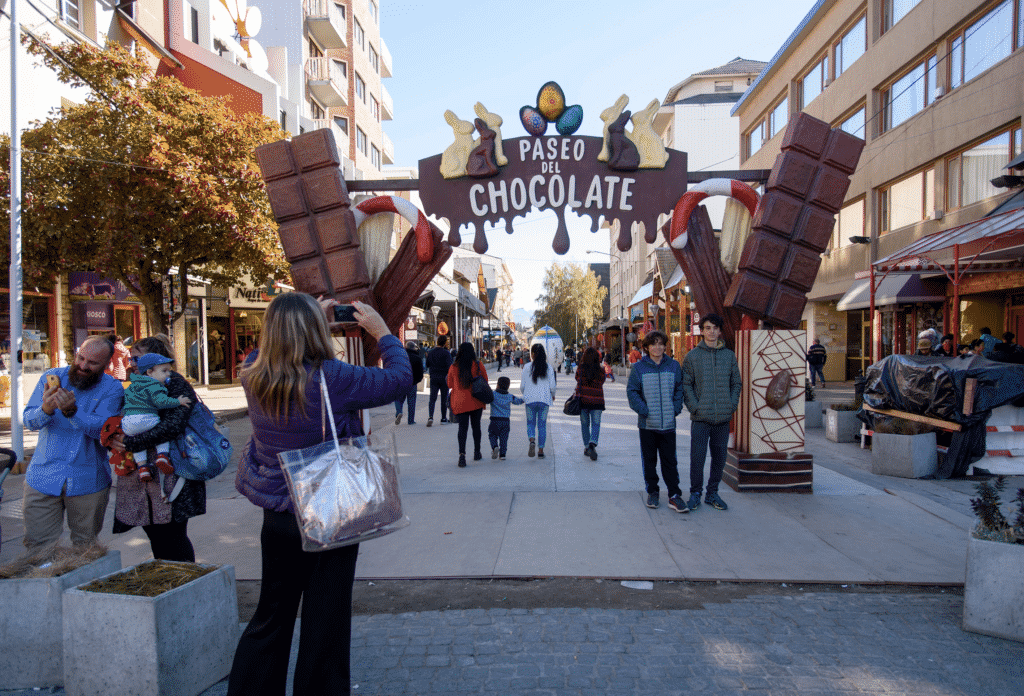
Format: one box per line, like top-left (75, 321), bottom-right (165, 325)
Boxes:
top-left (333, 304), bottom-right (358, 323)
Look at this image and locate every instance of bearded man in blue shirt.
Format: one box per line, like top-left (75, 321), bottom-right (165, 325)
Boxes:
top-left (22, 336), bottom-right (124, 556)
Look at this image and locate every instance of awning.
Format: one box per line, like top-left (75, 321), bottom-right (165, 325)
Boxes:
top-left (874, 206), bottom-right (1024, 277)
top-left (627, 281), bottom-right (654, 307)
top-left (836, 275), bottom-right (945, 311)
top-left (663, 264), bottom-right (685, 290)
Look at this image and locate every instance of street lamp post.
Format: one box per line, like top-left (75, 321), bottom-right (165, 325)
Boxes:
top-left (431, 304), bottom-right (441, 343)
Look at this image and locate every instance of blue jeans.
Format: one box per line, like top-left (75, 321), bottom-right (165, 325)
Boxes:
top-left (525, 403), bottom-right (549, 447)
top-left (689, 420), bottom-right (730, 495)
top-left (808, 364), bottom-right (825, 385)
top-left (580, 409), bottom-right (602, 447)
top-left (394, 385), bottom-right (417, 423)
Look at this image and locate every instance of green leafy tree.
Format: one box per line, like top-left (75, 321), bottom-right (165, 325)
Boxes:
top-left (0, 39), bottom-right (289, 334)
top-left (534, 262), bottom-right (607, 347)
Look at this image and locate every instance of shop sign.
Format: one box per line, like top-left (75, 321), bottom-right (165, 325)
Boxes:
top-left (68, 272), bottom-right (141, 303)
top-left (230, 284), bottom-right (285, 308)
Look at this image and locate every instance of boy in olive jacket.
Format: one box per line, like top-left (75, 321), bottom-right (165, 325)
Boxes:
top-left (682, 313), bottom-right (741, 512)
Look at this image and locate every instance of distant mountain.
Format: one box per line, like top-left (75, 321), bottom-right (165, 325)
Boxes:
top-left (512, 308), bottom-right (534, 328)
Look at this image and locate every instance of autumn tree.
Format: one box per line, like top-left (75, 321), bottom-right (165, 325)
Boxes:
top-left (0, 39), bottom-right (289, 333)
top-left (534, 263), bottom-right (608, 347)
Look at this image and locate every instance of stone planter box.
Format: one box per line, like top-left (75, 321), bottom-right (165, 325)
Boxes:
top-left (963, 535), bottom-right (1024, 642)
top-left (804, 402), bottom-right (823, 429)
top-left (825, 407), bottom-right (860, 443)
top-left (63, 562), bottom-right (239, 696)
top-left (871, 432), bottom-right (938, 478)
top-left (0, 551), bottom-right (121, 689)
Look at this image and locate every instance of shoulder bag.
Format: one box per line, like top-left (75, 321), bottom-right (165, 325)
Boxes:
top-left (170, 397), bottom-right (233, 481)
top-left (470, 362), bottom-right (494, 404)
top-left (278, 370), bottom-right (410, 551)
top-left (563, 376), bottom-right (581, 416)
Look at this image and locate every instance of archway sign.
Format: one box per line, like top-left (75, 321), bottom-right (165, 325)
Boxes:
top-left (417, 84), bottom-right (687, 256)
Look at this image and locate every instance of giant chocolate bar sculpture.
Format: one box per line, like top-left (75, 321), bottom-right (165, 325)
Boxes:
top-left (256, 129), bottom-right (452, 365)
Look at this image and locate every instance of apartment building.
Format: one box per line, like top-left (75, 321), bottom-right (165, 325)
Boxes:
top-left (735, 0), bottom-right (1024, 380)
top-left (257, 0), bottom-right (393, 179)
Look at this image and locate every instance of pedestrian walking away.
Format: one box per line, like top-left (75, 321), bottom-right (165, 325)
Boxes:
top-left (576, 347), bottom-right (606, 460)
top-left (447, 343), bottom-right (489, 467)
top-left (627, 331), bottom-right (686, 512)
top-left (805, 337), bottom-right (827, 386)
top-left (521, 343), bottom-right (557, 459)
top-left (682, 313), bottom-right (741, 513)
top-left (229, 293), bottom-right (411, 696)
top-left (22, 336), bottom-right (125, 557)
top-left (425, 335), bottom-right (453, 426)
top-left (395, 341), bottom-right (424, 425)
top-left (488, 376), bottom-right (523, 460)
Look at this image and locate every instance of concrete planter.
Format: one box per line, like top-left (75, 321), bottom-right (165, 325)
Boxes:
top-left (825, 407), bottom-right (860, 443)
top-left (963, 535), bottom-right (1024, 642)
top-left (871, 432), bottom-right (938, 478)
top-left (63, 562), bottom-right (239, 696)
top-left (804, 402), bottom-right (823, 429)
top-left (0, 551), bottom-right (121, 689)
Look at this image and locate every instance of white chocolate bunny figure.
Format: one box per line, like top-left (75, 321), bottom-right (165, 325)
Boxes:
top-left (440, 110), bottom-right (475, 179)
top-left (626, 98), bottom-right (669, 168)
top-left (598, 94), bottom-right (629, 162)
top-left (473, 102), bottom-right (507, 166)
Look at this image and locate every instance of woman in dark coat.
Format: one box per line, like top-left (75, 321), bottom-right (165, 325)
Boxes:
top-left (576, 347), bottom-right (606, 460)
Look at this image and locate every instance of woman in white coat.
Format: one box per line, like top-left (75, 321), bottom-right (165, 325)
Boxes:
top-left (520, 344), bottom-right (557, 458)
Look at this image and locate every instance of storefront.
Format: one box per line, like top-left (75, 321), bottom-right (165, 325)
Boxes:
top-left (225, 280), bottom-right (288, 381)
top-left (0, 287), bottom-right (58, 375)
top-left (68, 272), bottom-right (142, 352)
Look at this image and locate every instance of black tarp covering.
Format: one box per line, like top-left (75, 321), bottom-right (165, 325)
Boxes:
top-left (858, 354), bottom-right (1024, 478)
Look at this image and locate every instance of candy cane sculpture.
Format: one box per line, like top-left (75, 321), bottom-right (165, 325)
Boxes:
top-left (353, 195), bottom-right (435, 264)
top-left (669, 179), bottom-right (759, 250)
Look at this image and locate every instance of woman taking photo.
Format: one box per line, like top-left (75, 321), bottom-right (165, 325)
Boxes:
top-left (228, 294), bottom-right (411, 696)
top-left (446, 342), bottom-right (488, 468)
top-left (109, 335), bottom-right (203, 561)
top-left (576, 347), bottom-right (606, 460)
top-left (521, 344), bottom-right (557, 459)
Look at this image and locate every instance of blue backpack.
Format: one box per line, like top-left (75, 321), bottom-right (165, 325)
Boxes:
top-left (170, 400), bottom-right (233, 481)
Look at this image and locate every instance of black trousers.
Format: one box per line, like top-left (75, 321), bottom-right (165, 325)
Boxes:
top-left (639, 428), bottom-right (682, 498)
top-left (456, 408), bottom-right (483, 455)
top-left (142, 521), bottom-right (195, 562)
top-left (428, 378), bottom-right (449, 420)
top-left (488, 418), bottom-right (511, 455)
top-left (227, 509), bottom-right (359, 696)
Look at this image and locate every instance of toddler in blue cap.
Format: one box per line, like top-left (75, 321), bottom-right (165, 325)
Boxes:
top-left (123, 353), bottom-right (192, 482)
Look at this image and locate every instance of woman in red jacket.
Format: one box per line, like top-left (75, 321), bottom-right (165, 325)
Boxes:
top-left (447, 342), bottom-right (488, 468)
top-left (576, 347), bottom-right (606, 460)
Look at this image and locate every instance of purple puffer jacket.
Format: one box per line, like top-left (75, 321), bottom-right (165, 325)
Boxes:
top-left (235, 334), bottom-right (411, 512)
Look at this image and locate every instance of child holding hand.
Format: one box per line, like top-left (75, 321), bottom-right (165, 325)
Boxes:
top-left (488, 376), bottom-right (523, 460)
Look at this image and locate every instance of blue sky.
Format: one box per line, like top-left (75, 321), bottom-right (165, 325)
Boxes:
top-left (380, 0), bottom-right (816, 312)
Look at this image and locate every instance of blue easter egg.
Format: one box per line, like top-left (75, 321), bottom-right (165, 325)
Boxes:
top-left (556, 104), bottom-right (583, 136)
top-left (520, 106), bottom-right (547, 136)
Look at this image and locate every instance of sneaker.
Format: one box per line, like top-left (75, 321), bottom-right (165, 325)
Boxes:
top-left (645, 493), bottom-right (659, 509)
top-left (427, 418), bottom-right (433, 427)
top-left (537, 447), bottom-right (545, 459)
top-left (153, 453), bottom-right (174, 475)
top-left (668, 495), bottom-right (689, 513)
top-left (440, 419), bottom-right (449, 424)
top-left (458, 454), bottom-right (466, 468)
top-left (395, 414), bottom-right (402, 425)
top-left (528, 439), bottom-right (536, 457)
top-left (499, 454), bottom-right (506, 460)
top-left (138, 465), bottom-right (153, 482)
top-left (474, 451), bottom-right (483, 461)
top-left (492, 447), bottom-right (499, 459)
top-left (705, 492), bottom-right (729, 511)
top-left (588, 443), bottom-right (598, 461)
top-left (687, 492), bottom-right (702, 511)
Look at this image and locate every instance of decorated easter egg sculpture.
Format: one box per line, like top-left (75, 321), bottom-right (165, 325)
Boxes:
top-left (519, 106), bottom-right (547, 136)
top-left (556, 104), bottom-right (583, 136)
top-left (537, 81), bottom-right (566, 121)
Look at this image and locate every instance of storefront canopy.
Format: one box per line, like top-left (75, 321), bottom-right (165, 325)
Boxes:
top-left (627, 282), bottom-right (654, 307)
top-left (836, 275), bottom-right (945, 311)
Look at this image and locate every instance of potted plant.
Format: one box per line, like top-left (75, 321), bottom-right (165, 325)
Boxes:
top-left (870, 418), bottom-right (938, 478)
top-left (825, 402), bottom-right (860, 442)
top-left (962, 476), bottom-right (1024, 642)
top-left (804, 381), bottom-right (823, 429)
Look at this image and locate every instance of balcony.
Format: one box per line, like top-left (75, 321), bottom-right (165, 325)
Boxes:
top-left (380, 82), bottom-right (393, 121)
top-left (304, 57), bottom-right (348, 107)
top-left (379, 36), bottom-right (392, 78)
top-left (303, 0), bottom-right (347, 50)
top-left (311, 118), bottom-right (350, 157)
top-left (381, 130), bottom-right (394, 165)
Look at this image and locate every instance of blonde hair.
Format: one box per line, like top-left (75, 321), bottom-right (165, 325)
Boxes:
top-left (240, 292), bottom-right (334, 422)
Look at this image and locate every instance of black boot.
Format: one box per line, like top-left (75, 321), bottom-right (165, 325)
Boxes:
top-left (458, 453), bottom-right (467, 468)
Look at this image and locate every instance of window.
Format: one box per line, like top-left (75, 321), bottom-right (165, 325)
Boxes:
top-left (800, 55), bottom-right (828, 107)
top-left (744, 95), bottom-right (788, 158)
top-left (368, 0), bottom-right (378, 23)
top-left (882, 54), bottom-right (936, 132)
top-left (839, 107), bottom-right (865, 137)
top-left (371, 145), bottom-right (381, 169)
top-left (355, 19), bottom-right (365, 50)
top-left (310, 100), bottom-right (325, 120)
top-left (369, 45), bottom-right (379, 74)
top-left (334, 116), bottom-right (349, 134)
top-left (334, 1), bottom-right (346, 19)
top-left (279, 110), bottom-right (287, 131)
top-left (332, 60), bottom-right (346, 78)
top-left (356, 127), bottom-right (367, 156)
top-left (714, 80), bottom-right (732, 92)
top-left (950, 1), bottom-right (1013, 89)
top-left (880, 168), bottom-right (934, 232)
top-left (745, 122), bottom-right (765, 158)
top-left (882, 0), bottom-right (922, 33)
top-left (355, 73), bottom-right (365, 102)
top-left (183, 1), bottom-right (199, 43)
top-left (58, 0), bottom-right (80, 29)
top-left (370, 96), bottom-right (380, 121)
top-left (947, 127), bottom-right (1020, 209)
top-left (834, 15), bottom-right (866, 78)
top-left (832, 198), bottom-right (865, 250)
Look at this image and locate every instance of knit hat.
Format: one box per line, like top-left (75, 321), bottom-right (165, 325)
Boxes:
top-left (135, 353), bottom-right (174, 373)
top-left (917, 338), bottom-right (932, 350)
